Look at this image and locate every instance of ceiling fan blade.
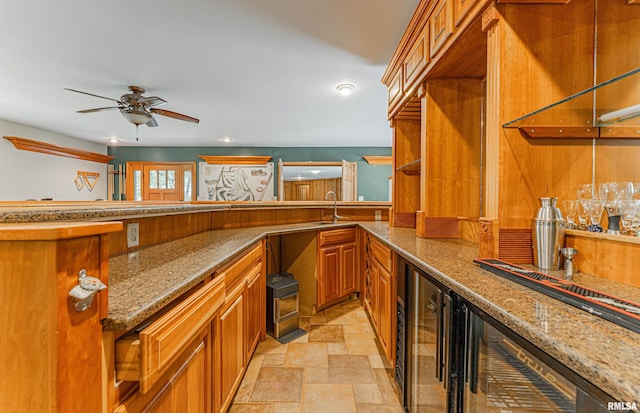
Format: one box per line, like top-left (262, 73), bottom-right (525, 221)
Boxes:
top-left (139, 96), bottom-right (167, 107)
top-left (146, 116), bottom-right (159, 127)
top-left (64, 88), bottom-right (121, 103)
top-left (77, 106), bottom-right (121, 113)
top-left (150, 108), bottom-right (199, 124)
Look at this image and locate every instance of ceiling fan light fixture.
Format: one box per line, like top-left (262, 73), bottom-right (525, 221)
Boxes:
top-left (336, 83), bottom-right (355, 96)
top-left (121, 108), bottom-right (151, 125)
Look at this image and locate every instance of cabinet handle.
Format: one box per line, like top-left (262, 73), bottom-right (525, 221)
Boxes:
top-left (68, 269), bottom-right (107, 312)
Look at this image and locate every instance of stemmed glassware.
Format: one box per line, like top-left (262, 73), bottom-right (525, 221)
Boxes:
top-left (562, 200), bottom-right (578, 229)
top-left (570, 182), bottom-right (640, 235)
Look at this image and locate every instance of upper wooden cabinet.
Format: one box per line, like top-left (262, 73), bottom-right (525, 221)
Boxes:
top-left (388, 69), bottom-right (404, 117)
top-left (429, 0), bottom-right (454, 57)
top-left (403, 25), bottom-right (430, 95)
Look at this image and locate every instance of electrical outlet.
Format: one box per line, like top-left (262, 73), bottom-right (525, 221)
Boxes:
top-left (375, 210), bottom-right (382, 221)
top-left (127, 223), bottom-right (140, 248)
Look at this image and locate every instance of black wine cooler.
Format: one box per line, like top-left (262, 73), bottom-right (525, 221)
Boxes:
top-left (396, 257), bottom-right (613, 413)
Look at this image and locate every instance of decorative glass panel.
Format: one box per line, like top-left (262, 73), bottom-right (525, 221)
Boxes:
top-left (149, 170), bottom-right (158, 189)
top-left (184, 170), bottom-right (192, 201)
top-left (134, 170), bottom-right (142, 201)
top-left (168, 170), bottom-right (176, 189)
top-left (159, 170), bottom-right (167, 189)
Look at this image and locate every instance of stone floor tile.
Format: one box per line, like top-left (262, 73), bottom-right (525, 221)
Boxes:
top-left (250, 367), bottom-right (304, 402)
top-left (308, 324), bottom-right (345, 343)
top-left (328, 354), bottom-right (375, 384)
top-left (273, 402), bottom-right (302, 413)
top-left (356, 403), bottom-right (405, 413)
top-left (344, 333), bottom-right (380, 355)
top-left (327, 342), bottom-right (348, 355)
top-left (256, 336), bottom-right (289, 354)
top-left (263, 353), bottom-right (287, 367)
top-left (304, 367), bottom-right (329, 384)
top-left (353, 383), bottom-right (382, 404)
top-left (228, 402), bottom-right (274, 413)
top-left (284, 342), bottom-right (328, 368)
top-left (301, 383), bottom-right (357, 413)
top-left (373, 368), bottom-right (401, 404)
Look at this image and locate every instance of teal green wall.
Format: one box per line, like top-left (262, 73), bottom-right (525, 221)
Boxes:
top-left (108, 146), bottom-right (392, 201)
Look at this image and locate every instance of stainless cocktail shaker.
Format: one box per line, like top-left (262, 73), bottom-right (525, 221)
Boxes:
top-left (532, 197), bottom-right (565, 270)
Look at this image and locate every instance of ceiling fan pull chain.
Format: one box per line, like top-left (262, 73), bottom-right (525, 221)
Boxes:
top-left (136, 124), bottom-right (139, 141)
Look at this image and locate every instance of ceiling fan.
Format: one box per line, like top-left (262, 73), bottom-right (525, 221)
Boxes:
top-left (65, 86), bottom-right (199, 137)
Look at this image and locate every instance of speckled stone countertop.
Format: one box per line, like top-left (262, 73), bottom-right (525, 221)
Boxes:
top-left (106, 221), bottom-right (354, 330)
top-left (106, 220), bottom-right (640, 404)
top-left (0, 201), bottom-right (389, 223)
top-left (359, 222), bottom-right (640, 405)
top-left (0, 202), bottom-right (229, 223)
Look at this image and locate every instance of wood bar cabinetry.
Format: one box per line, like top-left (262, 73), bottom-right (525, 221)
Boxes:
top-left (362, 233), bottom-right (396, 362)
top-left (317, 228), bottom-right (357, 308)
top-left (114, 241), bottom-right (265, 413)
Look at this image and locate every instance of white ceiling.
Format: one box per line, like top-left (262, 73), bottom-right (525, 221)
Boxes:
top-left (0, 0), bottom-right (419, 147)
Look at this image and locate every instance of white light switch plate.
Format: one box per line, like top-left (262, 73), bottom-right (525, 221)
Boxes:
top-left (127, 223), bottom-right (140, 248)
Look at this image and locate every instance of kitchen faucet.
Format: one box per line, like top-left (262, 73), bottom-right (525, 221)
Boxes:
top-left (324, 191), bottom-right (343, 223)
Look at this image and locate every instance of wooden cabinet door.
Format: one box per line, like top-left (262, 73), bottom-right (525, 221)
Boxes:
top-left (146, 339), bottom-right (208, 413)
top-left (370, 260), bottom-right (380, 331)
top-left (318, 245), bottom-right (340, 306)
top-left (245, 262), bottom-right (264, 361)
top-left (377, 264), bottom-right (392, 353)
top-left (339, 242), bottom-right (357, 295)
top-left (218, 287), bottom-right (245, 413)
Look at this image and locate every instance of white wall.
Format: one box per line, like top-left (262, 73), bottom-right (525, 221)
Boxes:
top-left (1, 120), bottom-right (109, 201)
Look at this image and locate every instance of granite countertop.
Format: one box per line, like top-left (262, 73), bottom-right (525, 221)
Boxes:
top-left (105, 220), bottom-right (640, 404)
top-left (358, 222), bottom-right (640, 405)
top-left (0, 201), bottom-right (390, 223)
top-left (0, 202), bottom-right (230, 223)
top-left (106, 221), bottom-right (354, 330)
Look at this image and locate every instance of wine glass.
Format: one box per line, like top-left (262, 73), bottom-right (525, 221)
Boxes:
top-left (562, 200), bottom-right (578, 229)
top-left (619, 200), bottom-right (638, 235)
top-left (577, 184), bottom-right (593, 201)
top-left (577, 200), bottom-right (590, 230)
top-left (587, 199), bottom-right (604, 232)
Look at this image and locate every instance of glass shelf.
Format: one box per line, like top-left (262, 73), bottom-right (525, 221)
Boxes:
top-left (503, 67), bottom-right (640, 139)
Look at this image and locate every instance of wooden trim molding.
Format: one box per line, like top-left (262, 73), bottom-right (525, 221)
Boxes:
top-left (4, 136), bottom-right (114, 164)
top-left (198, 155), bottom-right (272, 165)
top-left (363, 156), bottom-right (392, 165)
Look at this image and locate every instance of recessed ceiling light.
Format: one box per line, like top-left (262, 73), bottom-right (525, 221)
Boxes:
top-left (109, 138), bottom-right (118, 144)
top-left (336, 83), bottom-right (355, 96)
top-left (220, 136), bottom-right (233, 143)
top-left (310, 170), bottom-right (321, 174)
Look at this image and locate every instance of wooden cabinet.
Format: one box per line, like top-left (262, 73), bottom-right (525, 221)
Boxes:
top-left (387, 69), bottom-right (404, 117)
top-left (145, 338), bottom-right (208, 413)
top-left (317, 228), bottom-right (357, 307)
top-left (363, 234), bottom-right (396, 362)
top-left (245, 261), bottom-right (264, 363)
top-left (213, 241), bottom-right (264, 413)
top-left (403, 25), bottom-right (429, 94)
top-left (115, 241), bottom-right (265, 413)
top-left (217, 285), bottom-right (245, 413)
top-left (429, 0), bottom-right (454, 57)
top-left (116, 329), bottom-right (212, 413)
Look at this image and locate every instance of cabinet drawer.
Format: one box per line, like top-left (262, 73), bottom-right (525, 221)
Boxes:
top-left (371, 238), bottom-right (393, 273)
top-left (219, 242), bottom-right (262, 293)
top-left (115, 276), bottom-right (225, 393)
top-left (403, 25), bottom-right (429, 94)
top-left (387, 69), bottom-right (404, 115)
top-left (318, 227), bottom-right (356, 247)
top-left (429, 0), bottom-right (454, 58)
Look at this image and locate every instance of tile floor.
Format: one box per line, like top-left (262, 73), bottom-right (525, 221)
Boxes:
top-left (229, 298), bottom-right (404, 413)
